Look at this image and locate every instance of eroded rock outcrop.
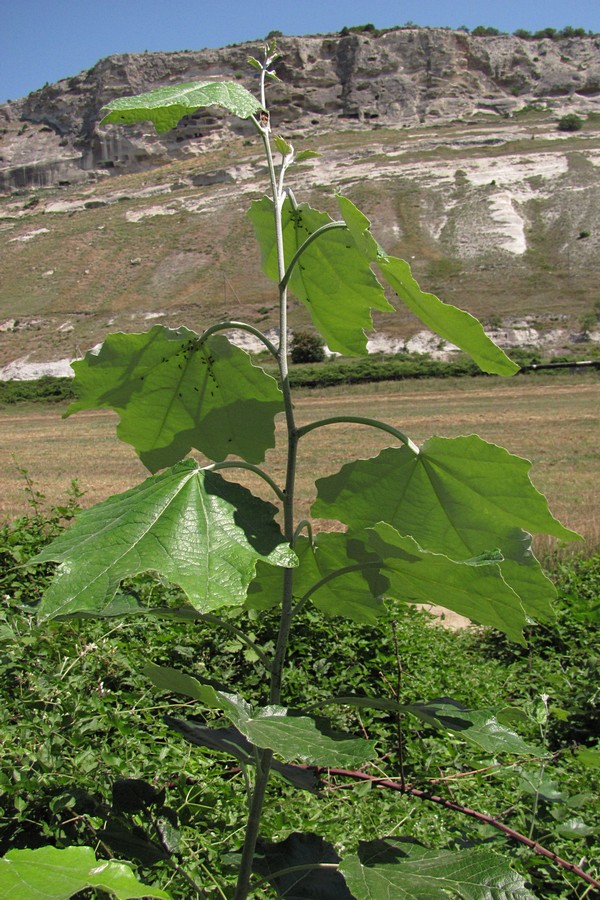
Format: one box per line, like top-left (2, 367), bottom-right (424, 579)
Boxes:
top-left (1, 28), bottom-right (599, 191)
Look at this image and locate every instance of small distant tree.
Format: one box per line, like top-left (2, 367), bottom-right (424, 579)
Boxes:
top-left (291, 329), bottom-right (326, 364)
top-left (472, 25), bottom-right (501, 37)
top-left (558, 113), bottom-right (584, 132)
top-left (534, 27), bottom-right (557, 39)
top-left (514, 29), bottom-right (532, 39)
top-left (559, 25), bottom-right (586, 38)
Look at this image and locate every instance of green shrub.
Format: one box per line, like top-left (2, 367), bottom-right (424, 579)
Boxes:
top-left (558, 113), bottom-right (584, 132)
top-left (290, 329), bottom-right (326, 364)
top-left (472, 25), bottom-right (502, 37)
top-left (0, 376), bottom-right (75, 405)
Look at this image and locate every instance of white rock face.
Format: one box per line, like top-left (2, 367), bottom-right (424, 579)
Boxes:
top-left (1, 29), bottom-right (599, 191)
top-left (0, 357), bottom-right (75, 380)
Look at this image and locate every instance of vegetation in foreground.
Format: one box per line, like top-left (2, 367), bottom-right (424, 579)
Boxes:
top-left (0, 487), bottom-right (599, 897)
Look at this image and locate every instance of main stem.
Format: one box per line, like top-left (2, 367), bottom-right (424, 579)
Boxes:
top-left (234, 66), bottom-right (298, 899)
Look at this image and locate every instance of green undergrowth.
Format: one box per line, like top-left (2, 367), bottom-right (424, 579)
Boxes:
top-left (1, 488), bottom-right (598, 897)
top-left (3, 348), bottom-right (597, 405)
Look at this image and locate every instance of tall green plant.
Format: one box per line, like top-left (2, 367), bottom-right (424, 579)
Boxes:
top-left (27, 44), bottom-right (581, 897)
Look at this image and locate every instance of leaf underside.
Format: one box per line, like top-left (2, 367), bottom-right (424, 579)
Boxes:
top-left (34, 460), bottom-right (296, 621)
top-left (338, 195), bottom-right (520, 376)
top-left (248, 197), bottom-right (392, 355)
top-left (100, 80), bottom-right (262, 133)
top-left (68, 326), bottom-right (283, 471)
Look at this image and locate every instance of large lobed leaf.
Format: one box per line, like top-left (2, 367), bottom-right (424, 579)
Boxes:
top-left (68, 326), bottom-right (283, 471)
top-left (164, 717), bottom-right (320, 792)
top-left (313, 435), bottom-right (580, 638)
top-left (338, 195), bottom-right (519, 376)
top-left (340, 839), bottom-right (536, 899)
top-left (100, 81), bottom-right (261, 133)
top-left (0, 845), bottom-right (170, 899)
top-left (248, 198), bottom-right (393, 355)
top-left (34, 460), bottom-right (296, 621)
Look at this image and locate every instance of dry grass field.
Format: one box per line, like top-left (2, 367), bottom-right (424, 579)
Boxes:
top-left (1, 372), bottom-right (598, 554)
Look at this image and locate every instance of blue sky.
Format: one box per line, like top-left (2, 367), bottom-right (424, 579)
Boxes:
top-left (3, 0), bottom-right (600, 103)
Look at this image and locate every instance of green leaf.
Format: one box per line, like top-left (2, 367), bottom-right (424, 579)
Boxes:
top-left (340, 839), bottom-right (536, 899)
top-left (368, 524), bottom-right (529, 642)
top-left (240, 708), bottom-right (378, 767)
top-left (313, 436), bottom-right (580, 630)
top-left (67, 326), bottom-right (283, 471)
top-left (404, 698), bottom-right (540, 755)
top-left (100, 81), bottom-right (261, 133)
top-left (164, 717), bottom-right (320, 792)
top-left (147, 665), bottom-right (376, 766)
top-left (34, 461), bottom-right (296, 620)
top-left (144, 662), bottom-right (226, 704)
top-left (274, 134), bottom-right (292, 156)
top-left (338, 195), bottom-right (519, 376)
top-left (574, 747), bottom-right (600, 768)
top-left (248, 533), bottom-right (387, 622)
top-left (314, 696), bottom-right (539, 755)
top-left (295, 149), bottom-right (322, 161)
top-left (555, 818), bottom-right (596, 838)
top-left (248, 198), bottom-right (392, 355)
top-left (518, 772), bottom-right (565, 802)
top-left (0, 845), bottom-right (170, 899)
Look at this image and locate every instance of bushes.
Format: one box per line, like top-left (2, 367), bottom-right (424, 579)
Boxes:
top-left (0, 376), bottom-right (76, 405)
top-left (290, 330), bottom-right (325, 364)
top-left (1, 490), bottom-right (599, 896)
top-left (558, 113), bottom-right (584, 132)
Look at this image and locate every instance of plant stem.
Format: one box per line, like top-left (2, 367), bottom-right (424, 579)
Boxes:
top-left (233, 748), bottom-right (273, 900)
top-left (234, 52), bottom-right (299, 899)
top-left (318, 767), bottom-right (600, 891)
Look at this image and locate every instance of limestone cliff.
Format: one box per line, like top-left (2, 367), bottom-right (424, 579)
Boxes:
top-left (2, 28), bottom-right (600, 191)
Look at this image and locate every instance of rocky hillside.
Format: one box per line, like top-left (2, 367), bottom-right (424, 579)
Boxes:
top-left (1, 27), bottom-right (600, 374)
top-left (2, 28), bottom-right (600, 191)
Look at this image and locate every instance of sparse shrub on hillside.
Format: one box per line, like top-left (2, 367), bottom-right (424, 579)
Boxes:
top-left (558, 113), bottom-right (584, 131)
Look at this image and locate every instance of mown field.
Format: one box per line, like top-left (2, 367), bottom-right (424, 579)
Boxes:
top-left (1, 371), bottom-right (598, 551)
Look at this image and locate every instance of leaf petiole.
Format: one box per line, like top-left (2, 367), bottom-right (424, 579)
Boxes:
top-left (197, 321), bottom-right (279, 361)
top-left (291, 561), bottom-right (382, 619)
top-left (280, 221), bottom-right (347, 291)
top-left (205, 461), bottom-right (285, 504)
top-left (297, 416), bottom-right (419, 454)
